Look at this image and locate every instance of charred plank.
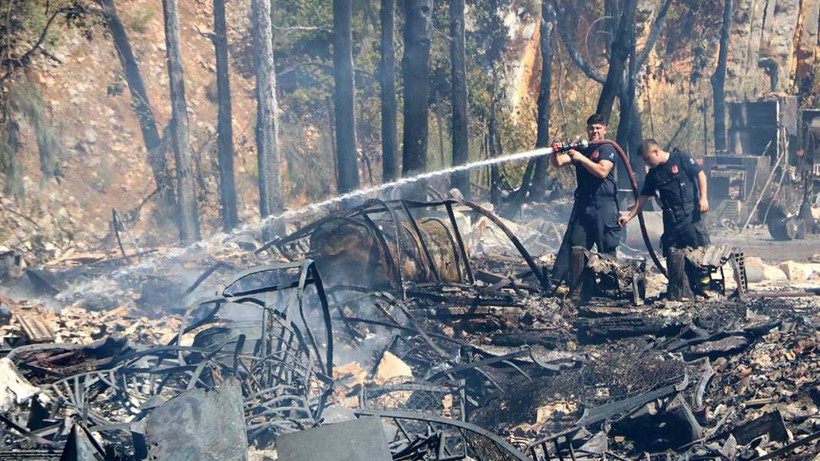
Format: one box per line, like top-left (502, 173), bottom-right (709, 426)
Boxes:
top-left (575, 315), bottom-right (686, 343)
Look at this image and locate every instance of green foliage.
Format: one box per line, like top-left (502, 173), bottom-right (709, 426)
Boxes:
top-left (260, 0), bottom-right (556, 198)
top-left (656, 3), bottom-right (722, 85)
top-left (0, 0), bottom-right (92, 67)
top-left (269, 0), bottom-right (385, 199)
top-left (126, 5), bottom-right (156, 34)
top-left (0, 0), bottom-right (93, 197)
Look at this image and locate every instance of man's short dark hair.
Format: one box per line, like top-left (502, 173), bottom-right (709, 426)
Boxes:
top-left (586, 114), bottom-right (606, 126)
top-left (639, 138), bottom-right (661, 157)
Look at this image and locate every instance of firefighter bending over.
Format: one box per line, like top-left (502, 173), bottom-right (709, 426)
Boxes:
top-left (619, 139), bottom-right (711, 290)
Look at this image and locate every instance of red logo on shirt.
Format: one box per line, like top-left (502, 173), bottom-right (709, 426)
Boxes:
top-left (671, 164), bottom-right (679, 174)
top-left (591, 151), bottom-right (599, 160)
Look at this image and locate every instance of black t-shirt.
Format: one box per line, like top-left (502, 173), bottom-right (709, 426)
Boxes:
top-left (641, 150), bottom-right (702, 209)
top-left (575, 142), bottom-right (618, 199)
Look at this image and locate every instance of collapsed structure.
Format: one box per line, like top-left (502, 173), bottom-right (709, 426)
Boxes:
top-left (0, 200), bottom-right (818, 460)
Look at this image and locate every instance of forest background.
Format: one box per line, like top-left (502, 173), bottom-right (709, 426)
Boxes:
top-left (0, 0), bottom-right (817, 264)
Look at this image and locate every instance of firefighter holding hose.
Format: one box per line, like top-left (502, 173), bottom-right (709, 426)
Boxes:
top-left (549, 114), bottom-right (622, 292)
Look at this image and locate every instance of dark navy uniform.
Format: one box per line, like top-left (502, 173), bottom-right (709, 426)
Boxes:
top-left (641, 150), bottom-right (710, 257)
top-left (551, 141), bottom-right (621, 283)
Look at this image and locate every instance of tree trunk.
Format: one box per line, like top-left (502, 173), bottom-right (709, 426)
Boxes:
top-left (449, 0), bottom-right (469, 199)
top-left (595, 0), bottom-right (637, 123)
top-left (614, 12), bottom-right (644, 184)
top-left (549, 0), bottom-right (605, 85)
top-left (711, 0), bottom-right (732, 153)
top-left (435, 99), bottom-right (446, 168)
top-left (253, 0), bottom-right (284, 221)
top-left (97, 0), bottom-right (173, 210)
top-left (379, 0), bottom-right (399, 182)
top-left (604, 0), bottom-right (620, 50)
top-left (162, 0), bottom-right (200, 243)
top-left (213, 0), bottom-right (238, 231)
top-left (488, 111), bottom-right (501, 208)
top-left (401, 0), bottom-right (432, 181)
top-left (333, 0), bottom-right (359, 193)
top-left (530, 0), bottom-right (555, 202)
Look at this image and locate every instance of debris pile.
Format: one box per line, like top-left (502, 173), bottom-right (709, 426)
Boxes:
top-left (0, 200), bottom-right (818, 460)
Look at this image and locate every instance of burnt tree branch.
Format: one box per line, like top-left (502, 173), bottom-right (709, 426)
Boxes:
top-left (636, 0), bottom-right (673, 66)
top-left (548, 0), bottom-right (605, 84)
top-left (0, 5), bottom-right (87, 83)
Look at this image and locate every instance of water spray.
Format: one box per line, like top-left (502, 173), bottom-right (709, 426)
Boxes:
top-left (262, 139), bottom-right (589, 225)
top-left (224, 137), bottom-right (668, 281)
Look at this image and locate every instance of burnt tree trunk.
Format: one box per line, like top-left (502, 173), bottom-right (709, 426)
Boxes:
top-left (333, 0), bottom-right (359, 193)
top-left (379, 0), bottom-right (399, 181)
top-left (449, 0), bottom-right (470, 198)
top-left (595, 0), bottom-right (637, 123)
top-left (489, 108), bottom-right (501, 208)
top-left (549, 0), bottom-right (605, 86)
top-left (401, 0), bottom-right (432, 180)
top-left (614, 11), bottom-right (640, 158)
top-left (615, 97), bottom-right (645, 185)
top-left (213, 0), bottom-right (238, 231)
top-left (98, 0), bottom-right (173, 210)
top-left (530, 0), bottom-right (555, 202)
top-left (253, 0), bottom-right (284, 221)
top-left (604, 0), bottom-right (620, 48)
top-left (618, 0), bottom-right (670, 182)
top-left (711, 0), bottom-right (732, 153)
top-left (162, 0), bottom-right (200, 242)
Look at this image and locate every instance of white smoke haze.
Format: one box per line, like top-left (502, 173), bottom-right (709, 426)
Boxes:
top-left (260, 145), bottom-right (568, 227)
top-left (0, 146), bottom-right (581, 350)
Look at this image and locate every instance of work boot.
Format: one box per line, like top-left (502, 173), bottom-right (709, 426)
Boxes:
top-left (694, 274), bottom-right (715, 298)
top-left (550, 279), bottom-right (570, 295)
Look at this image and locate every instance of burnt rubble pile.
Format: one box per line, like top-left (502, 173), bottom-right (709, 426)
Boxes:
top-left (0, 200), bottom-right (818, 460)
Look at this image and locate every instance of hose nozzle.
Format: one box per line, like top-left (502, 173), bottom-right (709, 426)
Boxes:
top-left (550, 139), bottom-right (589, 154)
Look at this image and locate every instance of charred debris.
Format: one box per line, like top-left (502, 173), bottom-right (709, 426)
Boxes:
top-left (0, 199), bottom-right (818, 460)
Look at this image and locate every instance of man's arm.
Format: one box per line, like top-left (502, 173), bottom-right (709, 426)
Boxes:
top-left (568, 150), bottom-right (614, 179)
top-left (618, 195), bottom-right (651, 226)
top-left (696, 170), bottom-right (709, 213)
top-left (551, 150), bottom-right (574, 168)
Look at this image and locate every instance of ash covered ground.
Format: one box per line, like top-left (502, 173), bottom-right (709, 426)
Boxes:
top-left (0, 200), bottom-right (818, 460)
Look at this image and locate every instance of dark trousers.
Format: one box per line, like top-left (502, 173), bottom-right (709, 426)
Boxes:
top-left (662, 212), bottom-right (711, 289)
top-left (551, 198), bottom-right (621, 283)
top-left (661, 213), bottom-right (710, 258)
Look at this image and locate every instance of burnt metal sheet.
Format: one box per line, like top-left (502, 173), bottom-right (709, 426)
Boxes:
top-left (611, 393), bottom-right (703, 451)
top-left (685, 336), bottom-right (750, 359)
top-left (15, 313), bottom-right (55, 343)
top-left (145, 378), bottom-right (248, 461)
top-left (728, 409), bottom-right (789, 445)
top-left (575, 379), bottom-right (685, 428)
top-left (275, 416), bottom-right (392, 461)
top-left (24, 269), bottom-right (64, 296)
top-left (60, 422), bottom-right (106, 461)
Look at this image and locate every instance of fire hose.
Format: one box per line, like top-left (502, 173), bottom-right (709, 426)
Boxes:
top-left (550, 139), bottom-right (668, 279)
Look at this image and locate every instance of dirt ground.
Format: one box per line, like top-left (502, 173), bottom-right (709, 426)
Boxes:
top-left (710, 227), bottom-right (820, 264)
